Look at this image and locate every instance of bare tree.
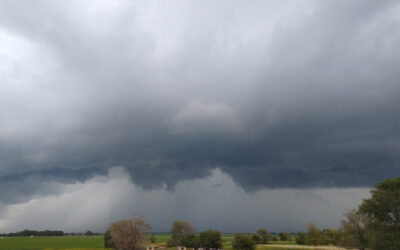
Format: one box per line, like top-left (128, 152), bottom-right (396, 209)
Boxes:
top-left (340, 210), bottom-right (368, 250)
top-left (109, 215), bottom-right (152, 250)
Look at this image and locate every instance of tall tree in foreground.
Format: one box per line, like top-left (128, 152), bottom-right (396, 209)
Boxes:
top-left (358, 177), bottom-right (400, 250)
top-left (168, 220), bottom-right (196, 246)
top-left (108, 215), bottom-right (151, 250)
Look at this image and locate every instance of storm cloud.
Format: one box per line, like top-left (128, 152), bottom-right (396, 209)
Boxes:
top-left (0, 0), bottom-right (400, 232)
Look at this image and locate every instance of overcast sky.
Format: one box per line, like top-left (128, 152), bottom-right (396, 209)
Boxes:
top-left (0, 0), bottom-right (400, 233)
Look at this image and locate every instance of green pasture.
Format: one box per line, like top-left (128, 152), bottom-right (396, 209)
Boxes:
top-left (0, 235), bottom-right (107, 250)
top-left (0, 233), bottom-right (302, 250)
top-left (152, 233), bottom-right (171, 243)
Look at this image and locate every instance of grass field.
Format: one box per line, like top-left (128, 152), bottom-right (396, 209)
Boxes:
top-left (0, 235), bottom-right (107, 250)
top-left (0, 233), bottom-right (305, 250)
top-left (152, 233), bottom-right (171, 243)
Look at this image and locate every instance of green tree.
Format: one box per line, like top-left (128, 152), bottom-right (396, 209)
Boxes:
top-left (84, 230), bottom-right (94, 236)
top-left (305, 223), bottom-right (324, 246)
top-left (278, 232), bottom-right (291, 241)
top-left (167, 220), bottom-right (196, 246)
top-left (103, 229), bottom-right (115, 248)
top-left (256, 228), bottom-right (272, 244)
top-left (198, 230), bottom-right (222, 249)
top-left (295, 232), bottom-right (306, 245)
top-left (358, 177), bottom-right (400, 250)
top-left (232, 233), bottom-right (256, 250)
top-left (251, 233), bottom-right (261, 244)
top-left (322, 228), bottom-right (342, 245)
top-left (180, 233), bottom-right (199, 248)
top-left (340, 210), bottom-right (368, 250)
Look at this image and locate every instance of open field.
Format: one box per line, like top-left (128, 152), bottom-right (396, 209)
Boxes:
top-left (0, 235), bottom-right (107, 250)
top-left (0, 234), bottom-right (258, 249)
top-left (0, 234), bottom-right (351, 250)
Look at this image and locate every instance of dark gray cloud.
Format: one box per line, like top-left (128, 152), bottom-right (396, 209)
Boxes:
top-left (0, 0), bottom-right (400, 207)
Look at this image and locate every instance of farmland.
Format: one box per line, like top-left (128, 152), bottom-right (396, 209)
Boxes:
top-left (0, 234), bottom-right (351, 250)
top-left (0, 235), bottom-right (105, 250)
top-left (0, 234), bottom-right (264, 250)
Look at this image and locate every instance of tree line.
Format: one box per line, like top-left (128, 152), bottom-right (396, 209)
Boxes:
top-left (103, 177), bottom-right (400, 250)
top-left (0, 229), bottom-right (64, 237)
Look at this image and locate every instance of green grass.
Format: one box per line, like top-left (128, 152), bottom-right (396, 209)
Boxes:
top-left (0, 233), bottom-right (299, 250)
top-left (268, 241), bottom-right (296, 245)
top-left (0, 236), bottom-right (107, 250)
top-left (151, 233), bottom-right (171, 243)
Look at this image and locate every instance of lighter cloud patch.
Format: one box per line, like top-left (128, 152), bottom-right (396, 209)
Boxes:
top-left (0, 167), bottom-right (370, 233)
top-left (167, 100), bottom-right (243, 135)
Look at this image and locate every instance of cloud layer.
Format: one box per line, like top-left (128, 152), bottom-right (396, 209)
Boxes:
top-left (0, 0), bottom-right (399, 231)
